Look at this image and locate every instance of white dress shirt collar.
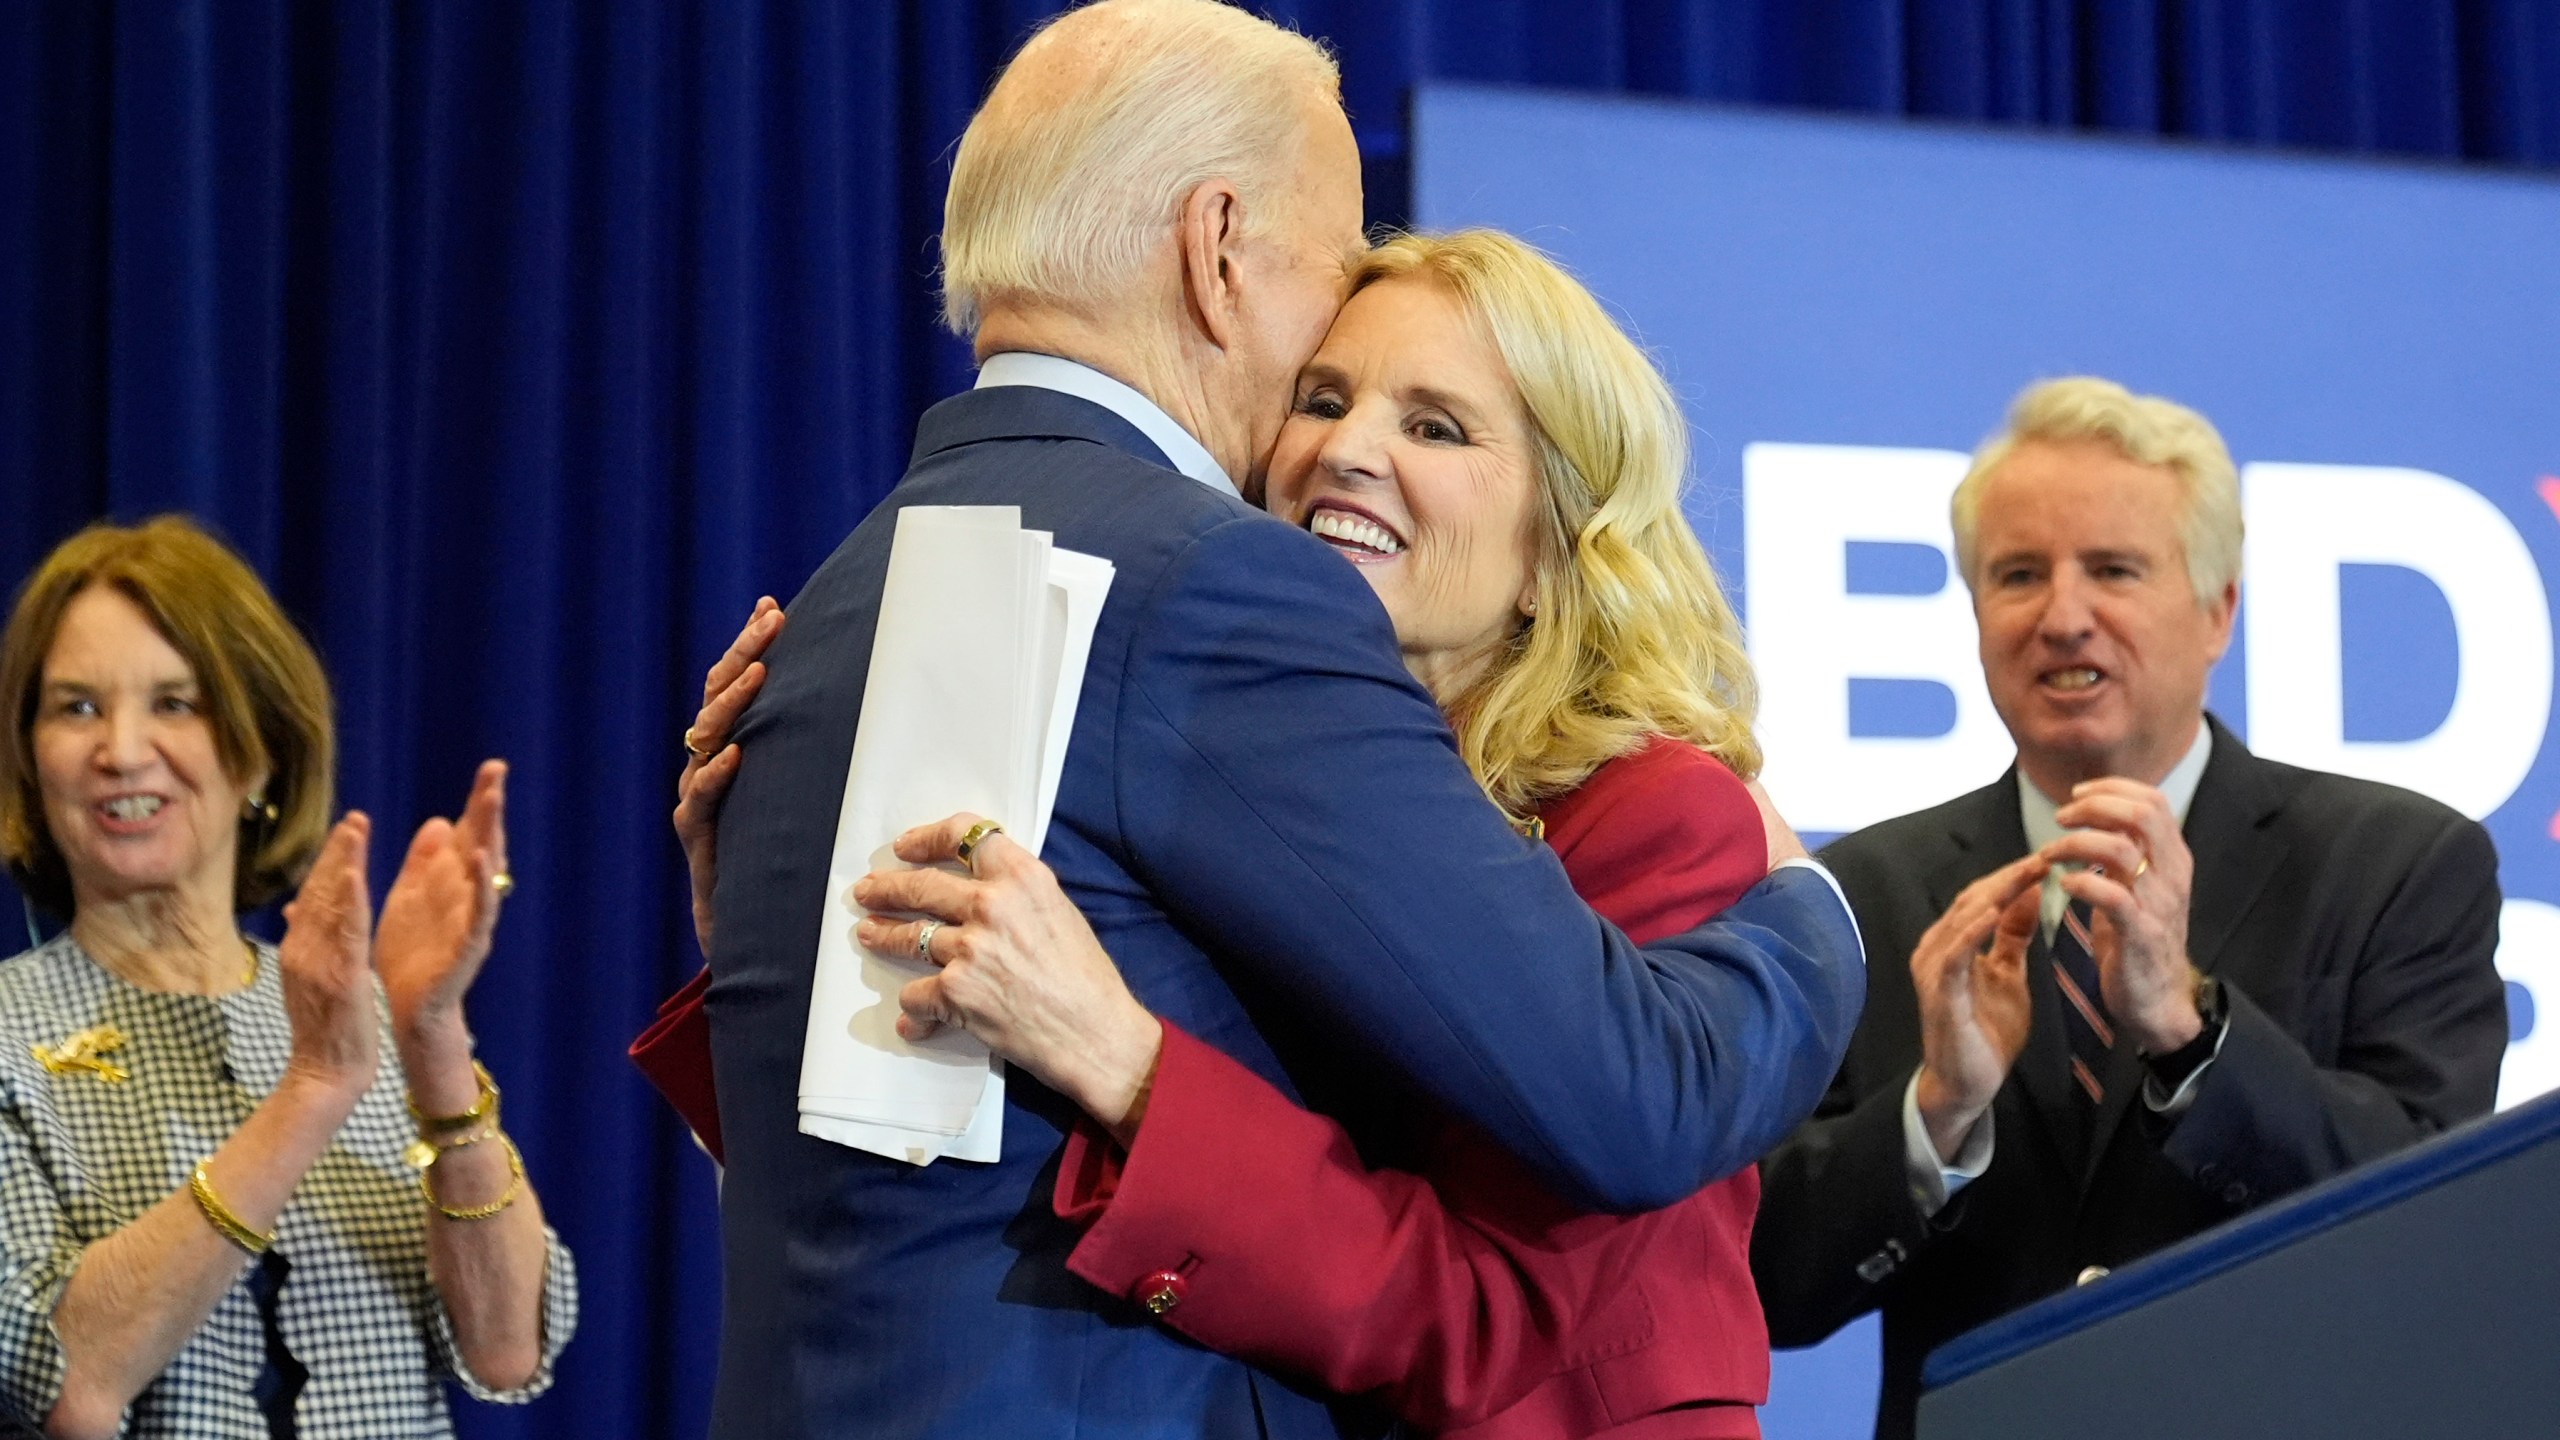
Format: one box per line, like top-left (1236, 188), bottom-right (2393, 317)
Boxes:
top-left (974, 351), bottom-right (1236, 498)
top-left (2020, 719), bottom-right (2214, 934)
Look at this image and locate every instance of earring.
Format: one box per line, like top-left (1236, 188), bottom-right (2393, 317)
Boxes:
top-left (242, 795), bottom-right (279, 825)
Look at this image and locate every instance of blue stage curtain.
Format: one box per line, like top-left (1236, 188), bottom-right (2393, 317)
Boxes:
top-left (0, 4), bottom-right (2551, 1437)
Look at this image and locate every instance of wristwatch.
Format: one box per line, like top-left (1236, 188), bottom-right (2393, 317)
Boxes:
top-left (2144, 973), bottom-right (2227, 1089)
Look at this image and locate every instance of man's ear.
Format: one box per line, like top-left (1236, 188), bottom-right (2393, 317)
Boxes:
top-left (1174, 178), bottom-right (1246, 354)
top-left (2201, 576), bottom-right (2239, 663)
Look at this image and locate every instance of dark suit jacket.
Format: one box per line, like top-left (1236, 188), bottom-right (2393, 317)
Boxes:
top-left (704, 384), bottom-right (1866, 1439)
top-left (1751, 714), bottom-right (2506, 1440)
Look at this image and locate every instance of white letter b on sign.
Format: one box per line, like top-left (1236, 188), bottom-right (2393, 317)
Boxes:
top-left (1745, 443), bottom-right (2014, 835)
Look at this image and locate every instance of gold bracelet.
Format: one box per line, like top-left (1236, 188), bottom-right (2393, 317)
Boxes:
top-left (189, 1160), bottom-right (274, 1255)
top-left (406, 1059), bottom-right (499, 1137)
top-left (421, 1131), bottom-right (525, 1222)
top-left (403, 1118), bottom-right (499, 1172)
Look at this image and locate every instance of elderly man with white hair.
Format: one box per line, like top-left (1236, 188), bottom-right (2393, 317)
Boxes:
top-left (1750, 376), bottom-right (2508, 1440)
top-left (689, 3), bottom-right (1864, 1437)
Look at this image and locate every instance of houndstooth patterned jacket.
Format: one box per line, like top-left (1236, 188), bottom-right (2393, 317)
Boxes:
top-left (0, 934), bottom-right (577, 1438)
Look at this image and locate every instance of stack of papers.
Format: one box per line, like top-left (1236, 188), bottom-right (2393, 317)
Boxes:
top-left (797, 507), bottom-right (1113, 1165)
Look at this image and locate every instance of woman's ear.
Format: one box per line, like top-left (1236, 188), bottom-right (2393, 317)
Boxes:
top-left (1174, 178), bottom-right (1247, 353)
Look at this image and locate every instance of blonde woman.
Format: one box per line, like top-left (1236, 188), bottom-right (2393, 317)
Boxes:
top-left (680, 231), bottom-right (1785, 1438)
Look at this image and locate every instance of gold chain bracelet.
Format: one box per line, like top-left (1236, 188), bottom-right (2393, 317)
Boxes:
top-left (420, 1131), bottom-right (526, 1222)
top-left (190, 1160), bottom-right (274, 1255)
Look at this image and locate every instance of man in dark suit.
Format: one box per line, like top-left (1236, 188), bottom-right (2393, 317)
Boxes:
top-left (1751, 377), bottom-right (2508, 1440)
top-left (699, 4), bottom-right (1865, 1437)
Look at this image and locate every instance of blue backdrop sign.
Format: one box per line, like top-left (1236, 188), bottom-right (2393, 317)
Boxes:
top-left (1412, 82), bottom-right (2560, 1434)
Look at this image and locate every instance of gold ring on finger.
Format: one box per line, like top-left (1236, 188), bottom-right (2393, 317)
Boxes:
top-left (683, 727), bottom-right (717, 759)
top-left (956, 820), bottom-right (1006, 873)
top-left (2133, 856), bottom-right (2150, 879)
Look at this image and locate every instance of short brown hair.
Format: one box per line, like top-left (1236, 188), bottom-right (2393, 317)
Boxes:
top-left (0, 516), bottom-right (335, 917)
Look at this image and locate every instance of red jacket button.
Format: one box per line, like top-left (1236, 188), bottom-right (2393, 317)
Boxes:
top-left (1137, 1270), bottom-right (1188, 1315)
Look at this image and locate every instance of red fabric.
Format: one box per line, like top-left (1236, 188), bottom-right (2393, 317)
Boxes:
top-left (628, 966), bottom-right (724, 1163)
top-left (1057, 737), bottom-right (1771, 1439)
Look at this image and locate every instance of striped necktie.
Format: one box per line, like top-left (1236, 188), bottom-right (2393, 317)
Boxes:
top-left (2051, 900), bottom-right (2116, 1108)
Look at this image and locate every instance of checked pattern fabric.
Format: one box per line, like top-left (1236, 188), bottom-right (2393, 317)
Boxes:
top-left (0, 934), bottom-right (577, 1438)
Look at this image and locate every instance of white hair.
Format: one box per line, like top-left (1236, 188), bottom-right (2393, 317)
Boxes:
top-left (1951, 376), bottom-right (2244, 608)
top-left (939, 0), bottom-right (1340, 335)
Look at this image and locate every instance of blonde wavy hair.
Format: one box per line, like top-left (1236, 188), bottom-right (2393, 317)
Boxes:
top-left (1952, 376), bottom-right (2243, 608)
top-left (1355, 231), bottom-right (1760, 818)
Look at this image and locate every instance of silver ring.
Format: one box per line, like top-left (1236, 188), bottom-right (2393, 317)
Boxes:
top-left (916, 920), bottom-right (941, 964)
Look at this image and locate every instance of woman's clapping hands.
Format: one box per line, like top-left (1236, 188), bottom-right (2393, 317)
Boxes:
top-left (279, 814), bottom-right (382, 1099)
top-left (274, 764), bottom-right (514, 1101)
top-left (377, 761), bottom-right (511, 1047)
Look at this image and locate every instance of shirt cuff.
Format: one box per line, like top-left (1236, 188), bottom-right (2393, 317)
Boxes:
top-left (2142, 1008), bottom-right (2234, 1116)
top-left (435, 1225), bottom-right (580, 1404)
top-left (1902, 1069), bottom-right (1993, 1218)
top-left (1774, 856), bottom-right (1865, 964)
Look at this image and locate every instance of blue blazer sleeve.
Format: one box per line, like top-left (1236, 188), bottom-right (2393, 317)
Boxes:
top-left (1114, 516), bottom-right (1866, 1211)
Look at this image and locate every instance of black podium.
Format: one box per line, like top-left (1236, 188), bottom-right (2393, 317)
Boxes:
top-left (1915, 1088), bottom-right (2560, 1439)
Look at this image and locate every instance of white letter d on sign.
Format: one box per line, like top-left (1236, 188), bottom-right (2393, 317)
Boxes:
top-left (2243, 463), bottom-right (2551, 821)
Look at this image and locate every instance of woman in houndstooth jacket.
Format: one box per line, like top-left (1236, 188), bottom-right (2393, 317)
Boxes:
top-left (0, 517), bottom-right (574, 1439)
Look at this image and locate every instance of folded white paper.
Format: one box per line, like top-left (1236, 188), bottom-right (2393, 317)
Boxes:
top-left (797, 507), bottom-right (1112, 1165)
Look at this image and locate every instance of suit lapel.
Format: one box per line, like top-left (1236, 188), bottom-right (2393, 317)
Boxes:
top-left (2176, 715), bottom-right (2289, 980)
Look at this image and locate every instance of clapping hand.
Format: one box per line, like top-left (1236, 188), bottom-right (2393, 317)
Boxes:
top-left (279, 814), bottom-right (382, 1101)
top-left (377, 762), bottom-right (510, 1070)
top-left (2043, 778), bottom-right (2202, 1054)
top-left (1911, 854), bottom-right (2046, 1161)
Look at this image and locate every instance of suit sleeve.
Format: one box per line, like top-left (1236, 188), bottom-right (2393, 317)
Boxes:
top-left (1056, 755), bottom-right (1768, 1428)
top-left (1750, 834), bottom-right (1950, 1348)
top-left (2156, 814), bottom-right (2507, 1201)
top-left (1115, 518), bottom-right (1865, 1211)
top-left (1748, 1065), bottom-right (1938, 1347)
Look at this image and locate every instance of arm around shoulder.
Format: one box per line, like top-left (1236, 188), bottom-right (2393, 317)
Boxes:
top-left (1116, 519), bottom-right (1858, 1210)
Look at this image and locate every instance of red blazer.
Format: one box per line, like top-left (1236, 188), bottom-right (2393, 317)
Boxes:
top-left (1055, 737), bottom-right (1771, 1439)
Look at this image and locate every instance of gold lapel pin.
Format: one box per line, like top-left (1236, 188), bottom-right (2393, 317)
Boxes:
top-left (34, 1025), bottom-right (131, 1084)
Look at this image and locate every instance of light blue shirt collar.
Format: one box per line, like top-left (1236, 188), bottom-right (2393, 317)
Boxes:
top-left (2020, 719), bottom-right (2213, 935)
top-left (973, 352), bottom-right (1236, 498)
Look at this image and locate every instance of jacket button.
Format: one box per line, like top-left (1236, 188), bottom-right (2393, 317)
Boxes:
top-left (2076, 1265), bottom-right (2111, 1286)
top-left (2196, 1163), bottom-right (2222, 1185)
top-left (2222, 1181), bottom-right (2249, 1206)
top-left (1137, 1270), bottom-right (1188, 1315)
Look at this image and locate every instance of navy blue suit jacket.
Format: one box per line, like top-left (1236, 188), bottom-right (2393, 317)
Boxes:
top-left (704, 385), bottom-right (1865, 1439)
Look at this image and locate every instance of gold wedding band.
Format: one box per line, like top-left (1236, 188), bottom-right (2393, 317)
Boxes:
top-left (2133, 857), bottom-right (2150, 879)
top-left (683, 728), bottom-right (715, 759)
top-left (491, 872), bottom-right (516, 898)
top-left (956, 820), bottom-right (1005, 872)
